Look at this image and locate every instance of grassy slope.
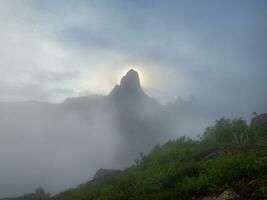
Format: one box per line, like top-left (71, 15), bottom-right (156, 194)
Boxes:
top-left (52, 120), bottom-right (267, 200)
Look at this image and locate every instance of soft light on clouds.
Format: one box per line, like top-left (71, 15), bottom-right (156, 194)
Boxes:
top-left (0, 0), bottom-right (266, 197)
top-left (0, 0), bottom-right (266, 111)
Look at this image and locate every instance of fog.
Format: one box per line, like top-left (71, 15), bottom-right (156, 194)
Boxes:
top-left (0, 0), bottom-right (266, 198)
top-left (0, 96), bottom-right (122, 196)
top-left (0, 71), bottom-right (196, 196)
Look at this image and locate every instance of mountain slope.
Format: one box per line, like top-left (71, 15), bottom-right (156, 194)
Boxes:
top-left (51, 115), bottom-right (267, 200)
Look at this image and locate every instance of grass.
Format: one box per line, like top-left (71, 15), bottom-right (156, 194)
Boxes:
top-left (52, 118), bottom-right (267, 200)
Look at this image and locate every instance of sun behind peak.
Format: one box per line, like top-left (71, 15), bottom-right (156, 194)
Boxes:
top-left (120, 69), bottom-right (141, 90)
top-left (117, 67), bottom-right (146, 88)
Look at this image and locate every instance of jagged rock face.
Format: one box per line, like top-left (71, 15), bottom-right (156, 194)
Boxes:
top-left (120, 69), bottom-right (141, 91)
top-left (251, 113), bottom-right (267, 127)
top-left (109, 69), bottom-right (146, 100)
top-left (216, 189), bottom-right (239, 200)
top-left (109, 69), bottom-right (160, 116)
top-left (201, 189), bottom-right (239, 200)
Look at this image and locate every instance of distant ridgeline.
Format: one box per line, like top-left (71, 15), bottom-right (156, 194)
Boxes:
top-left (0, 188), bottom-right (49, 200)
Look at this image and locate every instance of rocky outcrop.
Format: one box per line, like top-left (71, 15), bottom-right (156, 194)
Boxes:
top-left (202, 189), bottom-right (239, 200)
top-left (216, 189), bottom-right (239, 200)
top-left (78, 169), bottom-right (122, 189)
top-left (109, 69), bottom-right (147, 99)
top-left (93, 169), bottom-right (121, 180)
top-left (120, 69), bottom-right (141, 91)
top-left (203, 148), bottom-right (226, 160)
top-left (250, 113), bottom-right (267, 127)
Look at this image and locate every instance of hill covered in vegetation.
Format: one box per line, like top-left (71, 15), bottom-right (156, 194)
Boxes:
top-left (52, 114), bottom-right (267, 200)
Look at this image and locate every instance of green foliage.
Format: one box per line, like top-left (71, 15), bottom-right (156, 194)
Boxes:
top-left (52, 117), bottom-right (267, 200)
top-left (261, 186), bottom-right (267, 198)
top-left (247, 125), bottom-right (267, 143)
top-left (202, 117), bottom-right (248, 146)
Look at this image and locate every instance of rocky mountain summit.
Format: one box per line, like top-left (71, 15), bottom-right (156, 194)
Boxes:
top-left (117, 69), bottom-right (142, 92)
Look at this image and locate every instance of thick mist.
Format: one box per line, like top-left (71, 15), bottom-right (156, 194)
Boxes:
top-left (0, 70), bottom-right (218, 197)
top-left (0, 100), bottom-right (120, 196)
top-left (0, 0), bottom-right (266, 198)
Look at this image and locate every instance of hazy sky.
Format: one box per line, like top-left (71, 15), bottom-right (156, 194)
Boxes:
top-left (0, 0), bottom-right (266, 113)
top-left (0, 0), bottom-right (267, 197)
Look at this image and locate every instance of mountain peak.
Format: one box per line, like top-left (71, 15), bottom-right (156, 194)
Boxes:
top-left (120, 69), bottom-right (141, 91)
top-left (109, 69), bottom-right (145, 98)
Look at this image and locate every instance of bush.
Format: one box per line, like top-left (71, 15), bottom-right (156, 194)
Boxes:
top-left (52, 117), bottom-right (267, 200)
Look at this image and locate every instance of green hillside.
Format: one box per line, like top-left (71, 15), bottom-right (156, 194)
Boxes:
top-left (52, 117), bottom-right (267, 200)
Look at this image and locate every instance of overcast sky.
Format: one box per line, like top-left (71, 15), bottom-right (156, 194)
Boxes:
top-left (0, 0), bottom-right (267, 197)
top-left (0, 0), bottom-right (266, 116)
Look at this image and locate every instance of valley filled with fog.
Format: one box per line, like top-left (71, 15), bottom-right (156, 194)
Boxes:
top-left (0, 70), bottom-right (216, 196)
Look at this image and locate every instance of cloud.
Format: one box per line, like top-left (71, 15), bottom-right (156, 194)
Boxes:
top-left (0, 0), bottom-right (266, 197)
top-left (0, 0), bottom-right (266, 110)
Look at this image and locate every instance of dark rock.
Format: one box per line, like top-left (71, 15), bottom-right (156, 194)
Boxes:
top-left (93, 169), bottom-right (121, 180)
top-left (78, 169), bottom-right (121, 188)
top-left (204, 148), bottom-right (225, 160)
top-left (250, 113), bottom-right (267, 127)
top-left (216, 189), bottom-right (239, 200)
top-left (109, 69), bottom-right (146, 99)
top-left (120, 69), bottom-right (141, 91)
top-left (201, 189), bottom-right (239, 200)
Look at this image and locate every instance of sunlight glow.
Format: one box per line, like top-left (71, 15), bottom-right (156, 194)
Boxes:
top-left (116, 67), bottom-right (147, 87)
